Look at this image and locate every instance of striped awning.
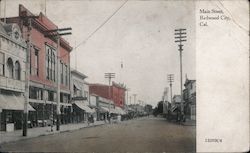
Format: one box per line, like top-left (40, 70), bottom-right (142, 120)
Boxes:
top-left (73, 101), bottom-right (95, 113)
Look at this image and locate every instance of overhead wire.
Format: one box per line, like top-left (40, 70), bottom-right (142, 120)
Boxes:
top-left (60, 0), bottom-right (128, 60)
top-left (74, 0), bottom-right (128, 49)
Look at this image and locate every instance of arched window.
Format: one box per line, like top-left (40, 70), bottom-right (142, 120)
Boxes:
top-left (15, 61), bottom-right (21, 80)
top-left (7, 58), bottom-right (13, 78)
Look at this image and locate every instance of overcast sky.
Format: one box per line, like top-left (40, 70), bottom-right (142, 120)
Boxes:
top-left (4, 0), bottom-right (196, 107)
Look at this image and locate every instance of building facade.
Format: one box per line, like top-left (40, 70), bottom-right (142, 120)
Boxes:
top-left (71, 69), bottom-right (94, 123)
top-left (183, 78), bottom-right (196, 120)
top-left (6, 5), bottom-right (73, 127)
top-left (0, 22), bottom-right (32, 131)
top-left (89, 82), bottom-right (126, 108)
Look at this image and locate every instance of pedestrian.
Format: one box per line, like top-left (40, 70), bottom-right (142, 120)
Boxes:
top-left (87, 115), bottom-right (90, 126)
top-left (49, 115), bottom-right (53, 132)
top-left (108, 114), bottom-right (111, 124)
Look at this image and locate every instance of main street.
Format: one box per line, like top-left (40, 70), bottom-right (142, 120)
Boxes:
top-left (0, 117), bottom-right (195, 152)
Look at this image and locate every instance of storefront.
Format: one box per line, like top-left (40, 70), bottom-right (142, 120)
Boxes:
top-left (72, 100), bottom-right (95, 123)
top-left (98, 106), bottom-right (109, 121)
top-left (0, 92), bottom-right (35, 131)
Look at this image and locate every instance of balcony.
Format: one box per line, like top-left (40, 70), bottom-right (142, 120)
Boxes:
top-left (0, 75), bottom-right (25, 92)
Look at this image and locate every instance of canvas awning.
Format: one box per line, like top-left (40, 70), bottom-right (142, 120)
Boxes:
top-left (73, 101), bottom-right (95, 113)
top-left (0, 93), bottom-right (35, 111)
top-left (171, 106), bottom-right (178, 112)
top-left (99, 106), bottom-right (109, 113)
top-left (73, 82), bottom-right (82, 90)
top-left (109, 108), bottom-right (117, 114)
top-left (115, 107), bottom-right (126, 115)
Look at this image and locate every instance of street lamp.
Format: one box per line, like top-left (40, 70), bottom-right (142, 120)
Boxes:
top-left (174, 28), bottom-right (187, 122)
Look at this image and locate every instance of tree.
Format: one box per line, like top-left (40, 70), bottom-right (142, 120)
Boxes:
top-left (153, 101), bottom-right (163, 116)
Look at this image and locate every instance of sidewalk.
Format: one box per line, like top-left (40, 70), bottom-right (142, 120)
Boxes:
top-left (0, 121), bottom-right (105, 145)
top-left (182, 119), bottom-right (196, 126)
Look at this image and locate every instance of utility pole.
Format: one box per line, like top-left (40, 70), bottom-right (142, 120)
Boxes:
top-left (174, 28), bottom-right (187, 122)
top-left (133, 94), bottom-right (137, 105)
top-left (167, 74), bottom-right (174, 104)
top-left (3, 0), bottom-right (6, 23)
top-left (129, 96), bottom-right (132, 105)
top-left (126, 88), bottom-right (130, 107)
top-left (23, 18), bottom-right (31, 137)
top-left (104, 73), bottom-right (115, 114)
top-left (45, 27), bottom-right (72, 131)
top-left (22, 15), bottom-right (39, 137)
top-left (133, 94), bottom-right (137, 117)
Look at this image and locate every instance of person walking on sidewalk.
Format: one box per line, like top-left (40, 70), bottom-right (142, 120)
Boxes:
top-left (49, 115), bottom-right (53, 132)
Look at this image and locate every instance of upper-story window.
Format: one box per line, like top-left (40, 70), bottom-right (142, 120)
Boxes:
top-left (30, 47), bottom-right (39, 76)
top-left (45, 45), bottom-right (56, 81)
top-left (14, 61), bottom-right (21, 80)
top-left (60, 62), bottom-right (63, 84)
top-left (7, 58), bottom-right (14, 78)
top-left (0, 52), bottom-right (4, 76)
top-left (64, 64), bottom-right (68, 85)
top-left (60, 62), bottom-right (68, 86)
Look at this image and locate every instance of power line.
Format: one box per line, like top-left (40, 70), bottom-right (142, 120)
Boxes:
top-left (75, 0), bottom-right (128, 49)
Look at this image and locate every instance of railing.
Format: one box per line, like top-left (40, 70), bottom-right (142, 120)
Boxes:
top-left (0, 75), bottom-right (25, 92)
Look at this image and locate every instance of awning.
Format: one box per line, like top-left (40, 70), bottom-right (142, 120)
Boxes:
top-left (99, 106), bottom-right (109, 113)
top-left (73, 101), bottom-right (95, 113)
top-left (128, 107), bottom-right (135, 112)
top-left (27, 104), bottom-right (36, 111)
top-left (0, 93), bottom-right (35, 111)
top-left (115, 107), bottom-right (126, 115)
top-left (109, 108), bottom-right (117, 114)
top-left (73, 82), bottom-right (82, 90)
top-left (171, 106), bottom-right (178, 112)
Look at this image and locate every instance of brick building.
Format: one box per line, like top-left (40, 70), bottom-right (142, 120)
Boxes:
top-left (89, 82), bottom-right (126, 108)
top-left (5, 5), bottom-right (73, 127)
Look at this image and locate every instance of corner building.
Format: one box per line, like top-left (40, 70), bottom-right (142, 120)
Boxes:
top-left (5, 5), bottom-right (73, 127)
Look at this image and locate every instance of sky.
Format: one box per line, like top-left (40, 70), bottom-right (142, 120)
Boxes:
top-left (4, 0), bottom-right (196, 107)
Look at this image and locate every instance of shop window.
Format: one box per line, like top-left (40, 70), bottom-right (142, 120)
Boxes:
top-left (6, 111), bottom-right (13, 123)
top-left (0, 52), bottom-right (4, 76)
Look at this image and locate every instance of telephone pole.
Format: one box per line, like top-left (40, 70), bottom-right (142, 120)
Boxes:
top-left (22, 15), bottom-right (39, 136)
top-left (167, 74), bottom-right (174, 104)
top-left (133, 94), bottom-right (137, 105)
top-left (174, 28), bottom-right (187, 122)
top-left (126, 88), bottom-right (130, 106)
top-left (104, 73), bottom-right (115, 113)
top-left (133, 94), bottom-right (137, 117)
top-left (45, 27), bottom-right (72, 131)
